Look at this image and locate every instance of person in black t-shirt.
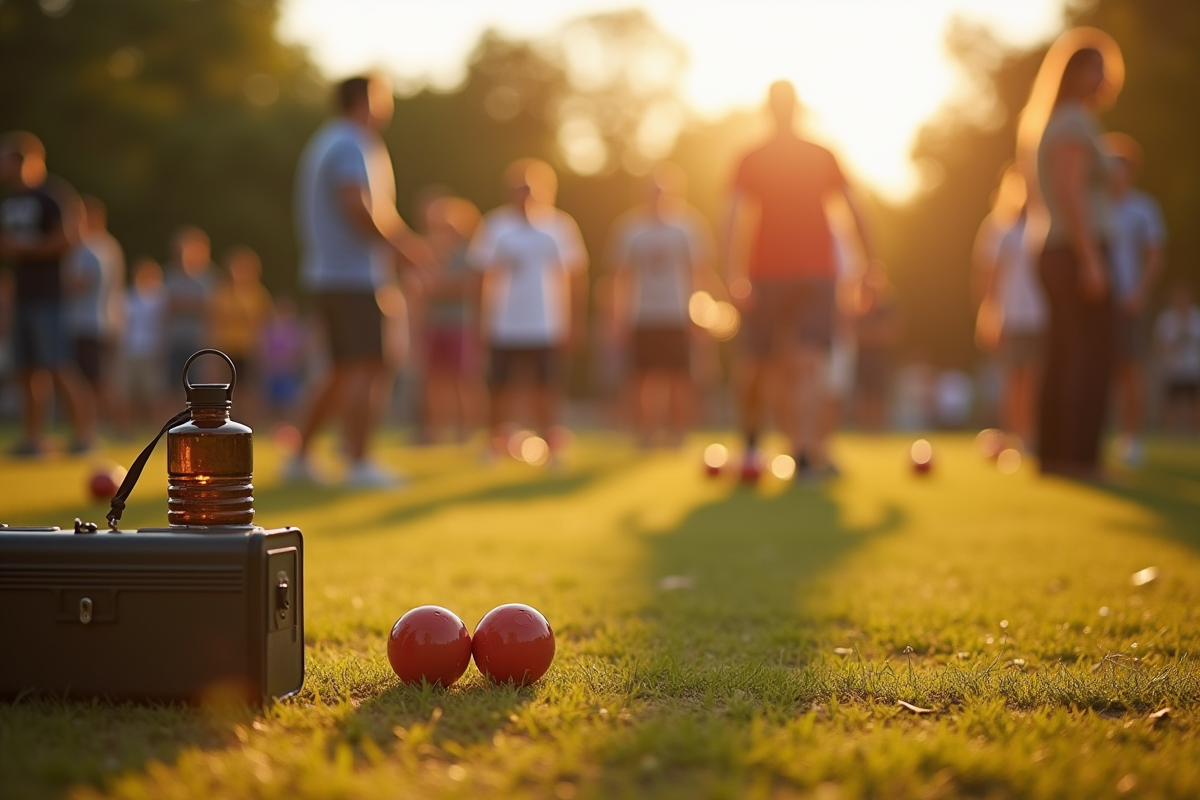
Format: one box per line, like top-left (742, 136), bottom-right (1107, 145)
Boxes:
top-left (0, 131), bottom-right (96, 455)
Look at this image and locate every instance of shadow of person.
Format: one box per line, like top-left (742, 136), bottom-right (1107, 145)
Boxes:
top-left (634, 484), bottom-right (905, 668)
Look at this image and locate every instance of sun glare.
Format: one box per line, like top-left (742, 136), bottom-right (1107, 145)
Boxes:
top-left (280, 0), bottom-right (1064, 199)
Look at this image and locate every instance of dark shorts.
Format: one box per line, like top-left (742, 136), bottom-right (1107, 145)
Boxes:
top-left (426, 326), bottom-right (478, 376)
top-left (314, 291), bottom-right (384, 365)
top-left (168, 340), bottom-right (202, 388)
top-left (1166, 380), bottom-right (1199, 402)
top-left (740, 278), bottom-right (835, 357)
top-left (1114, 312), bottom-right (1146, 362)
top-left (489, 345), bottom-right (560, 388)
top-left (632, 326), bottom-right (690, 372)
top-left (73, 336), bottom-right (113, 385)
top-left (1000, 330), bottom-right (1043, 369)
top-left (13, 301), bottom-right (67, 370)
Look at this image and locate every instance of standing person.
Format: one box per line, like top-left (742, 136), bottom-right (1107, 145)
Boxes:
top-left (210, 245), bottom-right (273, 422)
top-left (116, 257), bottom-right (167, 436)
top-left (722, 81), bottom-right (874, 480)
top-left (1016, 28), bottom-right (1124, 478)
top-left (608, 163), bottom-right (716, 448)
top-left (260, 296), bottom-right (308, 422)
top-left (972, 166), bottom-right (1046, 449)
top-left (417, 194), bottom-right (483, 444)
top-left (64, 195), bottom-right (125, 430)
top-left (162, 225), bottom-right (215, 395)
top-left (470, 158), bottom-right (588, 465)
top-left (851, 260), bottom-right (901, 432)
top-left (0, 131), bottom-right (96, 455)
top-left (287, 73), bottom-right (432, 488)
top-left (1155, 284), bottom-right (1200, 435)
top-left (1104, 133), bottom-right (1166, 466)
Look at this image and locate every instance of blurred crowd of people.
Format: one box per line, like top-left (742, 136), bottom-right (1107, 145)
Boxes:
top-left (4, 31), bottom-right (1195, 484)
top-left (0, 131), bottom-right (309, 455)
top-left (973, 27), bottom-right (1199, 479)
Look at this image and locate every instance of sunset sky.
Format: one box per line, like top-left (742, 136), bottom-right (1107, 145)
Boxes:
top-left (279, 0), bottom-right (1067, 200)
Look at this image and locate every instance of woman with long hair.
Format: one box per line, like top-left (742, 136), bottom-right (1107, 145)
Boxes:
top-left (1016, 28), bottom-right (1124, 477)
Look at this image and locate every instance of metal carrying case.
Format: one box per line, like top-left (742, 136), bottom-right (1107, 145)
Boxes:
top-left (0, 522), bottom-right (303, 705)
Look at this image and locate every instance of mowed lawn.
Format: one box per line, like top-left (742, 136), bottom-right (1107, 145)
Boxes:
top-left (3, 432), bottom-right (1200, 799)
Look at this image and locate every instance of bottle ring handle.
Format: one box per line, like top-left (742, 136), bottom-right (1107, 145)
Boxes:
top-left (181, 349), bottom-right (238, 393)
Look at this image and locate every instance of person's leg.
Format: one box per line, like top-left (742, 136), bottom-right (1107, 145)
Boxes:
top-left (297, 366), bottom-right (347, 457)
top-left (633, 370), bottom-right (656, 446)
top-left (17, 370), bottom-right (47, 450)
top-left (1115, 360), bottom-right (1143, 440)
top-left (1037, 250), bottom-right (1079, 472)
top-left (342, 359), bottom-right (387, 464)
top-left (666, 371), bottom-right (695, 445)
top-left (736, 358), bottom-right (768, 452)
top-left (795, 344), bottom-right (830, 465)
top-left (1076, 287), bottom-right (1115, 471)
top-left (51, 365), bottom-right (97, 449)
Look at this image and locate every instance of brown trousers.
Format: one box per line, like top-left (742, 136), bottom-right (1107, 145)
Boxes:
top-left (1037, 246), bottom-right (1114, 471)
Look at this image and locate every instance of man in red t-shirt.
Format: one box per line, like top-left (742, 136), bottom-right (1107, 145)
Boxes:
top-left (723, 81), bottom-right (873, 479)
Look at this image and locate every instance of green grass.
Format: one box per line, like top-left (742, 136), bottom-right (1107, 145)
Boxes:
top-left (3, 431), bottom-right (1200, 799)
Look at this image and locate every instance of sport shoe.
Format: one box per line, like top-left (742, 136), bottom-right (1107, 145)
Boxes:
top-left (343, 460), bottom-right (405, 490)
top-left (8, 440), bottom-right (48, 459)
top-left (280, 455), bottom-right (325, 485)
top-left (739, 450), bottom-right (763, 484)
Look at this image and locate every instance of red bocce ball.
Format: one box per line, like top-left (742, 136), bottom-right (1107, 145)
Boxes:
top-left (387, 605), bottom-right (473, 687)
top-left (88, 464), bottom-right (125, 503)
top-left (471, 603), bottom-right (555, 685)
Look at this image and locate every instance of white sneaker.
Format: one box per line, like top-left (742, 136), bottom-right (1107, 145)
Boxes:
top-left (280, 455), bottom-right (325, 485)
top-left (343, 460), bottom-right (406, 490)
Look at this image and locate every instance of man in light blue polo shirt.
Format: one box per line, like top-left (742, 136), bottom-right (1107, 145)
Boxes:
top-left (1105, 133), bottom-right (1166, 466)
top-left (287, 74), bottom-right (431, 488)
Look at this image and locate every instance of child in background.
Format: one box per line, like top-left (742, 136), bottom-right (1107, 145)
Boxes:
top-left (470, 158), bottom-right (588, 465)
top-left (1155, 284), bottom-right (1200, 435)
top-left (117, 258), bottom-right (166, 435)
top-left (261, 296), bottom-right (308, 421)
top-left (210, 246), bottom-right (273, 421)
top-left (418, 195), bottom-right (483, 443)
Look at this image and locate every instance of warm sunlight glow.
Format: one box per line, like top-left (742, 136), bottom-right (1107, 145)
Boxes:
top-left (703, 443), bottom-right (728, 469)
top-left (280, 0), bottom-right (1064, 200)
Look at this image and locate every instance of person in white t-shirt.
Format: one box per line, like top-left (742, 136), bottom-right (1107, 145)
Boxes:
top-left (973, 166), bottom-right (1046, 449)
top-left (608, 164), bottom-right (715, 447)
top-left (1155, 283), bottom-right (1200, 435)
top-left (469, 158), bottom-right (587, 463)
top-left (1105, 133), bottom-right (1166, 464)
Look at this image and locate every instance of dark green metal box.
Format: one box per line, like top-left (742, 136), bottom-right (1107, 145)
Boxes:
top-left (0, 524), bottom-right (303, 705)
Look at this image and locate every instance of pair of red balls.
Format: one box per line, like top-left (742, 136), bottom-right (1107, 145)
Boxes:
top-left (387, 603), bottom-right (555, 688)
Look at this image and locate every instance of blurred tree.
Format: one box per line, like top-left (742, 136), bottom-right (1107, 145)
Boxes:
top-left (876, 0), bottom-right (1200, 368)
top-left (0, 0), bottom-right (325, 291)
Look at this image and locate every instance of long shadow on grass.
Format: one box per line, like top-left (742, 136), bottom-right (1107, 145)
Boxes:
top-left (632, 484), bottom-right (905, 668)
top-left (0, 697), bottom-right (245, 800)
top-left (1089, 445), bottom-right (1200, 552)
top-left (580, 483), bottom-right (905, 795)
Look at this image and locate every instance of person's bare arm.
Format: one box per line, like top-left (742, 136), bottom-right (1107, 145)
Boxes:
top-left (971, 221), bottom-right (1000, 306)
top-left (1048, 140), bottom-right (1106, 300)
top-left (720, 192), bottom-right (746, 291)
top-left (337, 183), bottom-right (433, 270)
top-left (839, 183), bottom-right (874, 265)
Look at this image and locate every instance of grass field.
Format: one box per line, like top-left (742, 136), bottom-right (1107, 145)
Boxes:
top-left (3, 431), bottom-right (1200, 799)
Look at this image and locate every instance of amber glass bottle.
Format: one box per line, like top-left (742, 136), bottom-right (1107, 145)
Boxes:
top-left (166, 350), bottom-right (254, 526)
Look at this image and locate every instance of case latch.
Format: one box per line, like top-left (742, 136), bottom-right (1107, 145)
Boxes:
top-left (79, 597), bottom-right (93, 624)
top-left (275, 572), bottom-right (290, 618)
